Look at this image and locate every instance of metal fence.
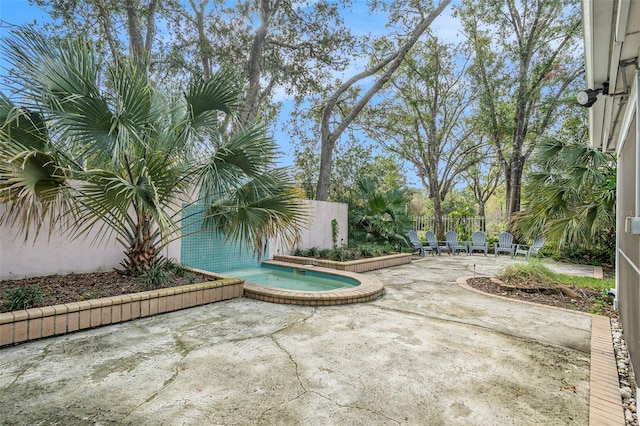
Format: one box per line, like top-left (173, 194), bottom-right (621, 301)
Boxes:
top-left (411, 216), bottom-right (507, 240)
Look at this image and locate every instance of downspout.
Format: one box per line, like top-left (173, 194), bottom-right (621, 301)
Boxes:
top-left (637, 67), bottom-right (640, 217)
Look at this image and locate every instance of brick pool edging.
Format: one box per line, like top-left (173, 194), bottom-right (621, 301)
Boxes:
top-left (272, 253), bottom-right (412, 273)
top-left (457, 276), bottom-right (625, 426)
top-left (0, 274), bottom-right (244, 347)
top-left (242, 260), bottom-right (385, 306)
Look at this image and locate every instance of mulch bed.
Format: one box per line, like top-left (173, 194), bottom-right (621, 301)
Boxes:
top-left (466, 277), bottom-right (617, 318)
top-left (0, 270), bottom-right (214, 314)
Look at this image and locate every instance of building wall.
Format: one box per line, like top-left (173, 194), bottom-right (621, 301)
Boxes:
top-left (617, 113), bottom-right (640, 381)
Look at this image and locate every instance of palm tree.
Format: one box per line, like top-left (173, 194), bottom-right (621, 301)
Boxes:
top-left (512, 137), bottom-right (616, 249)
top-left (349, 178), bottom-right (411, 245)
top-left (0, 28), bottom-right (306, 275)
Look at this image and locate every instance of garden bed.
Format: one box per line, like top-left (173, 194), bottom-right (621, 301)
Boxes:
top-left (273, 252), bottom-right (412, 273)
top-left (0, 268), bottom-right (244, 347)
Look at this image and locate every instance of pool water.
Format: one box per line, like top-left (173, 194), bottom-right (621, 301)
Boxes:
top-left (230, 265), bottom-right (358, 291)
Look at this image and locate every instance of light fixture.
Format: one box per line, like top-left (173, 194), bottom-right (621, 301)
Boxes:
top-left (577, 82), bottom-right (609, 108)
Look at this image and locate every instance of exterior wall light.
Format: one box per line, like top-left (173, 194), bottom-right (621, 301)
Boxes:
top-left (577, 82), bottom-right (609, 108)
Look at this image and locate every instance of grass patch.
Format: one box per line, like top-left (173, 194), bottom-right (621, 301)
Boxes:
top-left (498, 261), bottom-right (613, 290)
top-left (497, 261), bottom-right (614, 315)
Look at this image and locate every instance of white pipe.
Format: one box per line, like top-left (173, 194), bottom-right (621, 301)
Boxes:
top-left (636, 67), bottom-right (640, 216)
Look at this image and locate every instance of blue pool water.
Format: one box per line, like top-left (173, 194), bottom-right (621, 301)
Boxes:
top-left (230, 264), bottom-right (358, 291)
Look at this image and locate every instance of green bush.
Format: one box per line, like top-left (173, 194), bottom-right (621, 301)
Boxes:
top-left (328, 248), bottom-right (346, 261)
top-left (164, 258), bottom-right (189, 277)
top-left (136, 265), bottom-right (173, 289)
top-left (3, 286), bottom-right (45, 311)
top-left (550, 245), bottom-right (614, 266)
top-left (319, 248), bottom-right (332, 259)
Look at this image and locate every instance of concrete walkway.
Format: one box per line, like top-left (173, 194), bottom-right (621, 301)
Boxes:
top-left (0, 256), bottom-right (604, 425)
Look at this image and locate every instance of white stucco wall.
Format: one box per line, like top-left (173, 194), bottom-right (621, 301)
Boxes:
top-left (0, 205), bottom-right (182, 280)
top-left (0, 222), bottom-right (125, 280)
top-left (0, 198), bottom-right (345, 279)
top-left (270, 200), bottom-right (348, 255)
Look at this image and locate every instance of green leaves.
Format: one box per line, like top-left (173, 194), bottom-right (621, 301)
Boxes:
top-left (0, 28), bottom-right (305, 274)
top-left (513, 137), bottom-right (616, 249)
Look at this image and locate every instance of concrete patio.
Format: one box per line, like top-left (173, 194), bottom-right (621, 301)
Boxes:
top-left (0, 255), bottom-right (619, 425)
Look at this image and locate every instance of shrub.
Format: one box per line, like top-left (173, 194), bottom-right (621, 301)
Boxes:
top-left (164, 258), bottom-right (189, 277)
top-left (319, 248), bottom-right (332, 259)
top-left (136, 265), bottom-right (173, 289)
top-left (551, 245), bottom-right (614, 266)
top-left (306, 247), bottom-right (320, 257)
top-left (3, 286), bottom-right (45, 311)
top-left (497, 263), bottom-right (560, 287)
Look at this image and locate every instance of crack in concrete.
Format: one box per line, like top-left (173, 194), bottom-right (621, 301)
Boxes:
top-left (372, 302), bottom-right (590, 354)
top-left (2, 342), bottom-right (53, 390)
top-left (120, 335), bottom-right (197, 423)
top-left (310, 390), bottom-right (402, 425)
top-left (256, 309), bottom-right (317, 424)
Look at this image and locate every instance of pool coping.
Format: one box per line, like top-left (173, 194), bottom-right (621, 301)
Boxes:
top-left (240, 260), bottom-right (385, 306)
top-left (457, 276), bottom-right (625, 425)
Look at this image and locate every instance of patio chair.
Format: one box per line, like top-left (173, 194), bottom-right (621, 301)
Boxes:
top-left (408, 230), bottom-right (425, 256)
top-left (494, 232), bottom-right (515, 257)
top-left (469, 231), bottom-right (488, 256)
top-left (514, 235), bottom-right (546, 261)
top-left (444, 231), bottom-right (469, 255)
top-left (424, 230), bottom-right (443, 256)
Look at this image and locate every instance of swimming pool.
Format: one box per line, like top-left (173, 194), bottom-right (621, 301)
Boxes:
top-left (230, 264), bottom-right (357, 291)
top-left (234, 261), bottom-right (384, 306)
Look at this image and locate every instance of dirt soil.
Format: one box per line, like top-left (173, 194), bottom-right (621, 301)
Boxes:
top-left (466, 277), bottom-right (617, 318)
top-left (0, 270), bottom-right (213, 313)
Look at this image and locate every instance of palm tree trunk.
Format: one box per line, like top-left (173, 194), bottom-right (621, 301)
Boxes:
top-left (121, 215), bottom-right (161, 275)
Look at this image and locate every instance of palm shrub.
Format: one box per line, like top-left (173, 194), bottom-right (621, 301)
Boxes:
top-left (512, 138), bottom-right (615, 257)
top-left (349, 178), bottom-right (411, 246)
top-left (0, 28), bottom-right (306, 276)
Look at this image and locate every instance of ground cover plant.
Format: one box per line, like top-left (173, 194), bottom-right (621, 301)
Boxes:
top-left (291, 243), bottom-right (401, 262)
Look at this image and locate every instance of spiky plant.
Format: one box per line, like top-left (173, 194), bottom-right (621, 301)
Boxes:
top-left (0, 28), bottom-right (306, 275)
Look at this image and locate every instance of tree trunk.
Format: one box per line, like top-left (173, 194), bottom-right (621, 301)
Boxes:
top-left (478, 203), bottom-right (486, 232)
top-left (433, 194), bottom-right (445, 239)
top-left (191, 0), bottom-right (213, 80)
top-left (241, 0), bottom-right (272, 124)
top-left (126, 0), bottom-right (145, 62)
top-left (120, 215), bottom-right (161, 275)
top-left (95, 0), bottom-right (123, 65)
top-left (314, 0), bottom-right (451, 201)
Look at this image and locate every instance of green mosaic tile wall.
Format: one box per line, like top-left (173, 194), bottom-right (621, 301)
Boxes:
top-left (181, 205), bottom-right (266, 273)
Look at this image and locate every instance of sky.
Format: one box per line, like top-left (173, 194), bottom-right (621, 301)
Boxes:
top-left (0, 0), bottom-right (463, 187)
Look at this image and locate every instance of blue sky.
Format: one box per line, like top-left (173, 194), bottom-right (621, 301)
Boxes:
top-left (0, 0), bottom-right (49, 32)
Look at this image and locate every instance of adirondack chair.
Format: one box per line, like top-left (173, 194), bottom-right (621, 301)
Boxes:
top-left (469, 231), bottom-right (488, 256)
top-left (408, 230), bottom-right (425, 256)
top-left (494, 232), bottom-right (515, 257)
top-left (444, 231), bottom-right (469, 255)
top-left (424, 230), bottom-right (441, 256)
top-left (514, 235), bottom-right (546, 261)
